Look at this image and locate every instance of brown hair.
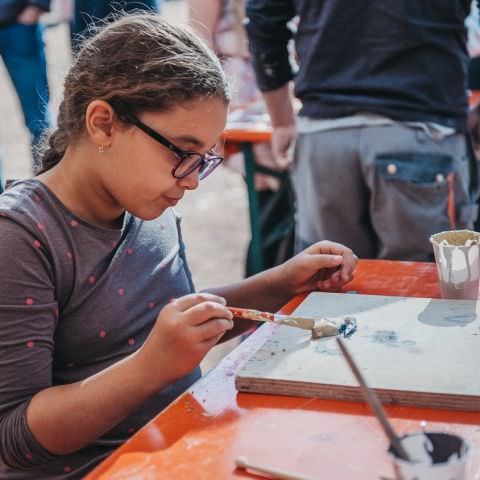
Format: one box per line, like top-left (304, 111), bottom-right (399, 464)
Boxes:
top-left (37, 13), bottom-right (231, 174)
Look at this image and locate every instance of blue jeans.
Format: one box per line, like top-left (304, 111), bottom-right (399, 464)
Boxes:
top-left (0, 23), bottom-right (51, 149)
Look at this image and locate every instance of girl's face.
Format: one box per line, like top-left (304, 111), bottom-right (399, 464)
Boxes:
top-left (101, 97), bottom-right (228, 220)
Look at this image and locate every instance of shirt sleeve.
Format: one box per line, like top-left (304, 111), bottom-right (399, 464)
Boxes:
top-left (0, 216), bottom-right (58, 469)
top-left (245, 0), bottom-right (296, 91)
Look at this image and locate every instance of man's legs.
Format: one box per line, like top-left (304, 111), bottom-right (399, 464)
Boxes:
top-left (291, 128), bottom-right (378, 258)
top-left (0, 23), bottom-right (50, 152)
top-left (291, 124), bottom-right (477, 261)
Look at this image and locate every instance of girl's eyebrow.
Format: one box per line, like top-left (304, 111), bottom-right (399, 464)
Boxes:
top-left (170, 135), bottom-right (219, 152)
top-left (170, 134), bottom-right (205, 149)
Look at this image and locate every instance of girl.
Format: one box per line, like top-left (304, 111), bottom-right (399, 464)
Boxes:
top-left (0, 14), bottom-right (357, 479)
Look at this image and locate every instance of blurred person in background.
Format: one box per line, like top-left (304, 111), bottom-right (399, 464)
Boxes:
top-left (71, 0), bottom-right (162, 49)
top-left (189, 0), bottom-right (295, 275)
top-left (0, 0), bottom-right (52, 159)
top-left (247, 0), bottom-right (480, 262)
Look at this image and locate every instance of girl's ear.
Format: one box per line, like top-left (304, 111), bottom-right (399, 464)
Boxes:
top-left (85, 100), bottom-right (116, 148)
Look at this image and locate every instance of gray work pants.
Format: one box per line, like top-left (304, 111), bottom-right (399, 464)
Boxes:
top-left (291, 124), bottom-right (478, 261)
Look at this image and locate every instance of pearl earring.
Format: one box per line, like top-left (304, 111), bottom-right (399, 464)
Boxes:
top-left (98, 145), bottom-right (105, 153)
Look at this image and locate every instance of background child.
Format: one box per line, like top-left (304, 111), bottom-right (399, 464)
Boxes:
top-left (0, 14), bottom-right (357, 479)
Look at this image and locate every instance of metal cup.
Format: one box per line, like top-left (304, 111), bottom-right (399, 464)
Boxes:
top-left (389, 432), bottom-right (469, 480)
top-left (429, 229), bottom-right (480, 300)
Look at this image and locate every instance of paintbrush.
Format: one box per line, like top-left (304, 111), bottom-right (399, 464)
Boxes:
top-left (235, 456), bottom-right (318, 480)
top-left (228, 306), bottom-right (357, 339)
top-left (336, 337), bottom-right (411, 462)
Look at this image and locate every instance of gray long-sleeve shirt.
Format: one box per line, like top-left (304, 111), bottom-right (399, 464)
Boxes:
top-left (0, 179), bottom-right (200, 479)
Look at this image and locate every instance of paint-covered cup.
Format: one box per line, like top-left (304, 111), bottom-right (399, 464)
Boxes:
top-left (389, 432), bottom-right (469, 480)
top-left (430, 229), bottom-right (480, 300)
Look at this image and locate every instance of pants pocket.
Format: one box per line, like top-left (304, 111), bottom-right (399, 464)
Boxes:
top-left (376, 152), bottom-right (454, 185)
top-left (373, 152), bottom-right (454, 260)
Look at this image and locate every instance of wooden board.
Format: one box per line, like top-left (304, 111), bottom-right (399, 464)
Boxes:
top-left (235, 292), bottom-right (480, 411)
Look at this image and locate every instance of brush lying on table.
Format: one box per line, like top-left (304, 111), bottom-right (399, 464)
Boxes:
top-left (228, 306), bottom-right (357, 339)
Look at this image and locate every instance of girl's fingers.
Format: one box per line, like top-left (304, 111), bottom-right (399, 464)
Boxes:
top-left (330, 270), bottom-right (342, 283)
top-left (193, 317), bottom-right (234, 341)
top-left (308, 254), bottom-right (343, 271)
top-left (186, 301), bottom-right (233, 326)
top-left (342, 253), bottom-right (358, 279)
top-left (305, 240), bottom-right (347, 256)
top-left (170, 293), bottom-right (227, 311)
top-left (201, 332), bottom-right (226, 349)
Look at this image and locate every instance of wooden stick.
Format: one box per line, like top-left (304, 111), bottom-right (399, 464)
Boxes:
top-left (228, 306), bottom-right (315, 331)
top-left (235, 456), bottom-right (319, 480)
top-left (336, 337), bottom-right (411, 462)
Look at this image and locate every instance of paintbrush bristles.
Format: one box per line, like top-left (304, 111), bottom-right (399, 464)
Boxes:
top-left (274, 314), bottom-right (315, 330)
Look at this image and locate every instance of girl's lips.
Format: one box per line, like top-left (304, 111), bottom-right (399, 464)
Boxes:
top-left (164, 196), bottom-right (181, 206)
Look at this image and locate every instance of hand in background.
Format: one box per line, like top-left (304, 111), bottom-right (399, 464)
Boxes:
top-left (271, 124), bottom-right (296, 169)
top-left (17, 6), bottom-right (43, 25)
top-left (277, 241), bottom-right (358, 295)
top-left (137, 293), bottom-right (234, 385)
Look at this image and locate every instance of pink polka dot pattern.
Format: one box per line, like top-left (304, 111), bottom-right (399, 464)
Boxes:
top-left (127, 248), bottom-right (133, 255)
top-left (88, 275), bottom-right (96, 284)
top-left (36, 222), bottom-right (44, 230)
top-left (112, 240), bottom-right (118, 248)
top-left (118, 288), bottom-right (125, 296)
top-left (67, 362), bottom-right (75, 368)
top-left (25, 298), bottom-right (34, 305)
top-left (33, 239), bottom-right (41, 248)
top-left (128, 337), bottom-right (135, 346)
top-left (128, 427), bottom-right (135, 434)
top-left (53, 307), bottom-right (59, 317)
top-left (66, 251), bottom-right (73, 260)
top-left (70, 219), bottom-right (79, 228)
top-left (0, 212), bottom-right (6, 217)
top-left (160, 224), bottom-right (166, 230)
top-left (64, 466), bottom-right (72, 473)
top-left (148, 302), bottom-right (155, 309)
top-left (26, 341), bottom-right (34, 348)
top-left (33, 194), bottom-right (41, 203)
top-left (99, 330), bottom-right (107, 338)
top-left (25, 452), bottom-right (33, 460)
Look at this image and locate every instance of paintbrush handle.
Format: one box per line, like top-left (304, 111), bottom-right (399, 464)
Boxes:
top-left (228, 307), bottom-right (315, 330)
top-left (228, 306), bottom-right (275, 322)
top-left (235, 456), bottom-right (318, 480)
top-left (336, 338), bottom-right (410, 462)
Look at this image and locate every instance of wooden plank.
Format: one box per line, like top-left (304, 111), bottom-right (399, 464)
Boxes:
top-left (235, 292), bottom-right (480, 411)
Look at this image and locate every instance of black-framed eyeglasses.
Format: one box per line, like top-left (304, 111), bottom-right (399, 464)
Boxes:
top-left (117, 111), bottom-right (224, 180)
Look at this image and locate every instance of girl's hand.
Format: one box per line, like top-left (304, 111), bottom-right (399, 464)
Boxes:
top-left (136, 293), bottom-right (233, 385)
top-left (276, 241), bottom-right (358, 296)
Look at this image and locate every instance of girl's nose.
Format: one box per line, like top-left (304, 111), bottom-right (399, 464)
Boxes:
top-left (177, 168), bottom-right (200, 190)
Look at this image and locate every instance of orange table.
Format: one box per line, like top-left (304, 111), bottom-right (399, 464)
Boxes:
top-left (86, 260), bottom-right (480, 480)
top-left (470, 89), bottom-right (480, 108)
